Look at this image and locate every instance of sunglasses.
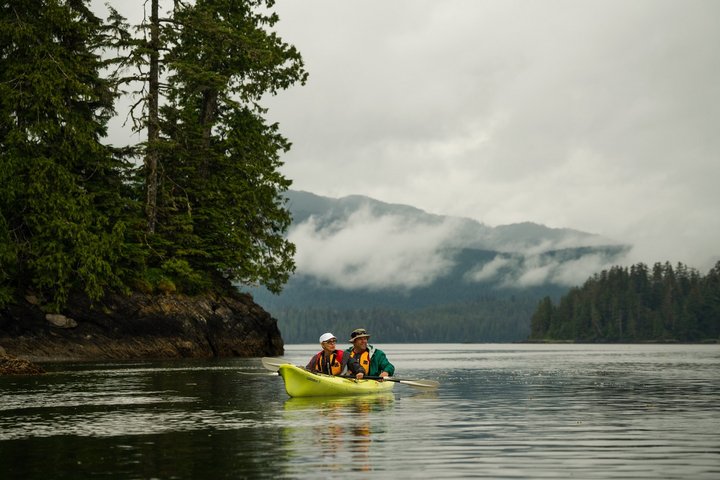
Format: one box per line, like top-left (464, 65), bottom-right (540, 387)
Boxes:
top-left (323, 339), bottom-right (337, 344)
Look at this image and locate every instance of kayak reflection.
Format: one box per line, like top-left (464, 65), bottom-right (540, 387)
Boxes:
top-left (281, 394), bottom-right (395, 474)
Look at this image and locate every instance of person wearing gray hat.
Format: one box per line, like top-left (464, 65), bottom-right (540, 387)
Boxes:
top-left (345, 328), bottom-right (395, 379)
top-left (306, 332), bottom-right (364, 378)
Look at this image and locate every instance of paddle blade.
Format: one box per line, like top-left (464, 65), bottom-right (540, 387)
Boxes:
top-left (391, 378), bottom-right (439, 389)
top-left (261, 357), bottom-right (290, 372)
top-left (238, 371), bottom-right (279, 376)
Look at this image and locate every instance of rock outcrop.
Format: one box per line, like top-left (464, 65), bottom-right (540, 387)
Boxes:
top-left (0, 291), bottom-right (284, 363)
top-left (0, 350), bottom-right (46, 375)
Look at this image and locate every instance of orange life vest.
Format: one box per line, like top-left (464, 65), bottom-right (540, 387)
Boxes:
top-left (313, 349), bottom-right (344, 375)
top-left (349, 349), bottom-right (370, 374)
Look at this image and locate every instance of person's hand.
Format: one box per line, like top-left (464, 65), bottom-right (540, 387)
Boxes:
top-left (380, 371), bottom-right (389, 378)
top-left (356, 372), bottom-right (364, 379)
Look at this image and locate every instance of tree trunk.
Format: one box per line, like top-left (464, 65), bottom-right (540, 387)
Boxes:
top-left (199, 89), bottom-right (218, 177)
top-left (145, 0), bottom-right (160, 233)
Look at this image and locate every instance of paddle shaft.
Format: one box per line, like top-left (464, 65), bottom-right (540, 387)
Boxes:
top-left (363, 376), bottom-right (439, 389)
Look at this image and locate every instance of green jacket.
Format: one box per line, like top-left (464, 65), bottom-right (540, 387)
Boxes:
top-left (345, 345), bottom-right (395, 377)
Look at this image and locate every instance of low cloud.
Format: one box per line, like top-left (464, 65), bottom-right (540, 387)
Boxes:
top-left (465, 251), bottom-right (620, 289)
top-left (289, 199), bottom-right (625, 291)
top-left (465, 256), bottom-right (513, 282)
top-left (289, 206), bottom-right (459, 290)
top-left (265, 1), bottom-right (720, 273)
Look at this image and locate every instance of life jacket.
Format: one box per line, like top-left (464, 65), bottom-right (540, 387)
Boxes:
top-left (349, 349), bottom-right (371, 375)
top-left (313, 349), bottom-right (344, 375)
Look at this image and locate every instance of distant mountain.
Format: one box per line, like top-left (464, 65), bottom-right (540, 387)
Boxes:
top-left (287, 190), bottom-right (447, 226)
top-left (245, 190), bottom-right (630, 343)
top-left (285, 190), bottom-right (613, 253)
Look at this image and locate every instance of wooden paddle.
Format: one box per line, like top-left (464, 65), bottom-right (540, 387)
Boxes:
top-left (260, 357), bottom-right (439, 389)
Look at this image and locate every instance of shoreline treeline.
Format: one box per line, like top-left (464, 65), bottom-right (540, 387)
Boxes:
top-left (272, 295), bottom-right (540, 343)
top-left (530, 261), bottom-right (720, 342)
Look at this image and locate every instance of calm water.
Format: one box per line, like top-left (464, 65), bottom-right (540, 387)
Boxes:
top-left (1, 344), bottom-right (719, 479)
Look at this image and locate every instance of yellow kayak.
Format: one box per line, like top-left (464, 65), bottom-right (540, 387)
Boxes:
top-left (278, 364), bottom-right (395, 397)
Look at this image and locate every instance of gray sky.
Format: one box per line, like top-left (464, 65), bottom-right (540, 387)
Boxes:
top-left (262, 0), bottom-right (720, 272)
top-left (98, 0), bottom-right (720, 273)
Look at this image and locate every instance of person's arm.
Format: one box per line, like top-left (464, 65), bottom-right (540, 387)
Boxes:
top-left (306, 353), bottom-right (318, 372)
top-left (376, 350), bottom-right (395, 377)
top-left (345, 354), bottom-right (364, 379)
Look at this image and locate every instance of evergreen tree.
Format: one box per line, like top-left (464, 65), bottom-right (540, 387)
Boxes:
top-left (109, 0), bottom-right (307, 293)
top-left (530, 296), bottom-right (553, 338)
top-left (529, 261), bottom-right (719, 342)
top-left (699, 261), bottom-right (720, 338)
top-left (0, 0), bottom-right (127, 308)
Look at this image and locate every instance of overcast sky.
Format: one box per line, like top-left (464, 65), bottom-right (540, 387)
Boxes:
top-left (98, 0), bottom-right (720, 273)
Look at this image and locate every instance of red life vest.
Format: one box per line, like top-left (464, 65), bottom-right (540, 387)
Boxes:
top-left (313, 349), bottom-right (344, 375)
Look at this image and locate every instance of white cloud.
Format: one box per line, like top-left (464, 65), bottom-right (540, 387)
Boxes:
top-left (265, 0), bottom-right (720, 272)
top-left (516, 262), bottom-right (555, 288)
top-left (464, 251), bottom-right (619, 289)
top-left (551, 254), bottom-right (618, 286)
top-left (287, 194), bottom-right (627, 291)
top-left (465, 256), bottom-right (513, 283)
top-left (288, 206), bottom-right (459, 290)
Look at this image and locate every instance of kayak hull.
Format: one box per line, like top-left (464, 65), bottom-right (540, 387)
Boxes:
top-left (278, 364), bottom-right (395, 397)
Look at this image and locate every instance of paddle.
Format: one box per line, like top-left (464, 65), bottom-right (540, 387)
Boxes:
top-left (261, 357), bottom-right (289, 372)
top-left (261, 357), bottom-right (439, 389)
top-left (238, 371), bottom-right (279, 376)
top-left (364, 376), bottom-right (439, 389)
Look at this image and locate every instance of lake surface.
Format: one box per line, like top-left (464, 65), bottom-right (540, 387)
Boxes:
top-left (1, 343), bottom-right (719, 479)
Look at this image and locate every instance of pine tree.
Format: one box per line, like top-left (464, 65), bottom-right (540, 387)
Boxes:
top-left (108, 0), bottom-right (307, 293)
top-left (0, 0), bottom-right (127, 308)
top-left (530, 296), bottom-right (553, 338)
top-left (700, 261), bottom-right (720, 338)
top-left (528, 261), bottom-right (720, 342)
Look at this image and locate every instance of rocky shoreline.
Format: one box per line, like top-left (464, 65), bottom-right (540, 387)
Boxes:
top-left (0, 290), bottom-right (283, 371)
top-left (0, 346), bottom-right (46, 375)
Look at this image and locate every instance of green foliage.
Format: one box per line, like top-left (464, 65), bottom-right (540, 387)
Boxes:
top-left (0, 0), bottom-right (126, 309)
top-left (1, 0), bottom-right (305, 309)
top-left (160, 258), bottom-right (211, 295)
top-left (530, 296), bottom-right (553, 338)
top-left (110, 0), bottom-right (306, 295)
top-left (154, 0), bottom-right (304, 292)
top-left (529, 261), bottom-right (720, 342)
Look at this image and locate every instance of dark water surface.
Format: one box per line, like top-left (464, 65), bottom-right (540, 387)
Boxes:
top-left (1, 344), bottom-right (719, 479)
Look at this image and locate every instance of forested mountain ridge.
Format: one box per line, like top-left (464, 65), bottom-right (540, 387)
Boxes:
top-left (530, 261), bottom-right (720, 342)
top-left (248, 191), bottom-right (631, 343)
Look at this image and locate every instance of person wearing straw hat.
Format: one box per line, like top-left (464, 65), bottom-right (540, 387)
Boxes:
top-left (306, 332), bottom-right (364, 378)
top-left (345, 328), bottom-right (395, 379)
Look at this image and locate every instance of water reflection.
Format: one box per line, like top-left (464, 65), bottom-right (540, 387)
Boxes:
top-left (281, 394), bottom-right (395, 474)
top-left (2, 345), bottom-right (718, 479)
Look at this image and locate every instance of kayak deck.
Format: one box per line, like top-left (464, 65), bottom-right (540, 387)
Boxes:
top-left (278, 364), bottom-right (395, 397)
